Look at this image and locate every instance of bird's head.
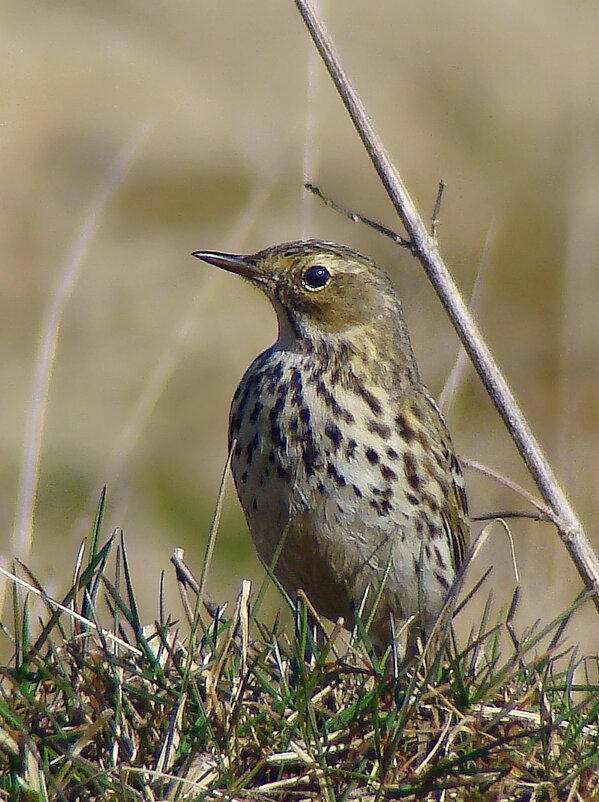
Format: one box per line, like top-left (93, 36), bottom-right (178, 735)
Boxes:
top-left (193, 239), bottom-right (412, 348)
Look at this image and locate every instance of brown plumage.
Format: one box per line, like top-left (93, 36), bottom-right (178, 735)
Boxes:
top-left (193, 240), bottom-right (469, 654)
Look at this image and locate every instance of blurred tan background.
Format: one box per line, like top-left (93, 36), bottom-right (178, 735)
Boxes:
top-left (2, 1), bottom-right (599, 656)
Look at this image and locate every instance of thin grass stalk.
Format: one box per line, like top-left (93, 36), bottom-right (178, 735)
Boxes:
top-left (11, 122), bottom-right (153, 563)
top-left (197, 442), bottom-right (234, 607)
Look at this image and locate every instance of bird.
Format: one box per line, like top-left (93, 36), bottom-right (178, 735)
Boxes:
top-left (193, 240), bottom-right (469, 656)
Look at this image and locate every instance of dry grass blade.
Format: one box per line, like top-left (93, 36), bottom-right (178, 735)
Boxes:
top-left (11, 122), bottom-right (153, 564)
top-left (439, 219), bottom-right (497, 414)
top-left (197, 441), bottom-right (235, 606)
top-left (0, 564), bottom-right (141, 656)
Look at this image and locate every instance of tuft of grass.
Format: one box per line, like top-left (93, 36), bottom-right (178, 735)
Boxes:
top-left (1, 493), bottom-right (599, 801)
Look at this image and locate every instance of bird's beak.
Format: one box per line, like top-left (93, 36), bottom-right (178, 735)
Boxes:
top-left (192, 250), bottom-right (261, 281)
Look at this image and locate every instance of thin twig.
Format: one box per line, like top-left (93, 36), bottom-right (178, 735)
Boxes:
top-left (171, 548), bottom-right (221, 625)
top-left (294, 0), bottom-right (599, 611)
top-left (305, 183), bottom-right (411, 248)
top-left (461, 457), bottom-right (558, 524)
top-left (430, 179), bottom-right (446, 239)
top-left (471, 511), bottom-right (553, 523)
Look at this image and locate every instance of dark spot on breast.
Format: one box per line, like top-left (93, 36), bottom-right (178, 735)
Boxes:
top-left (234, 441), bottom-right (242, 458)
top-left (241, 470), bottom-right (248, 484)
top-left (407, 493), bottom-right (419, 505)
top-left (290, 368), bottom-right (304, 406)
top-left (302, 440), bottom-right (321, 477)
top-left (247, 368), bottom-right (262, 386)
top-left (245, 431), bottom-right (260, 465)
top-left (316, 380), bottom-right (354, 423)
top-left (299, 406), bottom-right (311, 424)
top-left (269, 421), bottom-right (287, 452)
top-left (346, 439), bottom-right (357, 460)
top-left (387, 447), bottom-right (398, 460)
top-left (435, 571), bottom-right (450, 590)
top-left (410, 401), bottom-right (424, 422)
top-left (337, 341), bottom-right (350, 361)
top-left (403, 453), bottom-right (421, 491)
top-left (327, 462), bottom-right (346, 487)
top-left (329, 365), bottom-right (342, 386)
top-left (249, 401), bottom-right (262, 424)
top-left (308, 365), bottom-right (323, 383)
top-left (372, 487), bottom-right (392, 498)
top-left (381, 465), bottom-right (398, 482)
top-left (416, 430), bottom-right (430, 450)
top-left (265, 361), bottom-right (285, 393)
top-left (290, 367), bottom-right (302, 390)
top-left (325, 421), bottom-right (343, 450)
top-left (370, 497), bottom-right (392, 516)
top-left (435, 546), bottom-right (447, 570)
top-left (237, 384), bottom-right (252, 413)
top-left (426, 495), bottom-right (439, 514)
top-left (325, 462), bottom-right (346, 487)
top-left (368, 420), bottom-right (391, 439)
top-left (353, 484), bottom-right (363, 498)
top-left (252, 498), bottom-right (258, 510)
top-left (366, 447), bottom-right (380, 465)
top-left (268, 450), bottom-right (275, 463)
top-left (270, 393), bottom-right (286, 420)
top-left (277, 465), bottom-right (290, 480)
top-left (396, 413), bottom-right (415, 443)
top-left (348, 371), bottom-right (383, 414)
top-left (317, 481), bottom-right (326, 494)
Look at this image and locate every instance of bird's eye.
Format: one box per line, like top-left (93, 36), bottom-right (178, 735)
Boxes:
top-left (302, 264), bottom-right (331, 291)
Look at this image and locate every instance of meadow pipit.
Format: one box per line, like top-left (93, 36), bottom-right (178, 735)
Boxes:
top-left (193, 240), bottom-right (469, 654)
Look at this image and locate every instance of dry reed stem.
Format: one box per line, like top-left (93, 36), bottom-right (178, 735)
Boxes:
top-left (294, 0), bottom-right (599, 612)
